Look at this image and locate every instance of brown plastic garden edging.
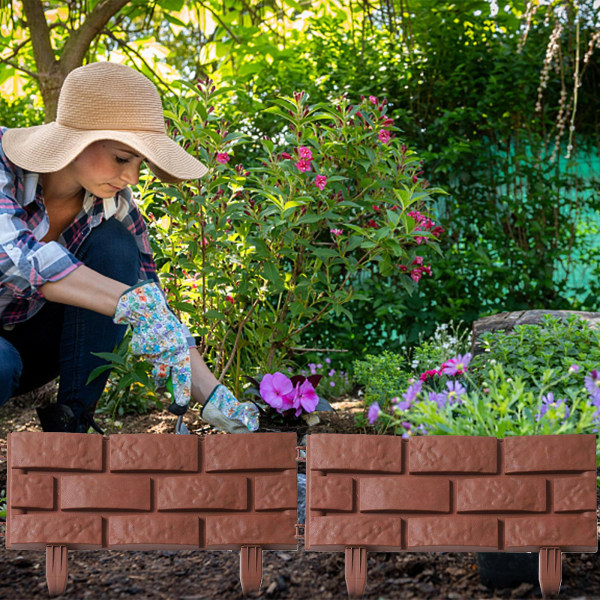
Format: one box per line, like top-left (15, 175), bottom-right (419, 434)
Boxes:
top-left (5, 432), bottom-right (598, 598)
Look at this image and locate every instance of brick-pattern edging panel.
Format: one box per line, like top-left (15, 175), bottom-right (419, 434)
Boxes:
top-left (305, 434), bottom-right (598, 553)
top-left (7, 432), bottom-right (298, 551)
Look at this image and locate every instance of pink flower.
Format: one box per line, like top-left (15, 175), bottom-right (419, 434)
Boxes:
top-left (225, 295), bottom-right (234, 304)
top-left (378, 130), bottom-right (390, 144)
top-left (280, 152), bottom-right (292, 160)
top-left (412, 256), bottom-right (424, 266)
top-left (411, 269), bottom-right (422, 282)
top-left (260, 373), bottom-right (294, 411)
top-left (440, 353), bottom-right (473, 376)
top-left (298, 146), bottom-right (313, 160)
top-left (419, 369), bottom-right (442, 382)
top-left (216, 153), bottom-right (230, 164)
top-left (369, 96), bottom-right (378, 105)
top-left (291, 380), bottom-right (319, 416)
top-left (315, 175), bottom-right (327, 190)
top-left (330, 228), bottom-right (343, 236)
top-left (296, 159), bottom-right (311, 173)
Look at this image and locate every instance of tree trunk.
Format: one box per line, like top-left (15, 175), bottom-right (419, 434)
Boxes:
top-left (22, 0), bottom-right (131, 121)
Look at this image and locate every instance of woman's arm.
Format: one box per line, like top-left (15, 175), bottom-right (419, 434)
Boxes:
top-left (39, 264), bottom-right (129, 316)
top-left (41, 264), bottom-right (219, 405)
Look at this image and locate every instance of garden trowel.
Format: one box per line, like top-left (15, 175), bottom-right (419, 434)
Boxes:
top-left (166, 375), bottom-right (190, 434)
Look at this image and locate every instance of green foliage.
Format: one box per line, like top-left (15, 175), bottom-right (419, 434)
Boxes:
top-left (139, 80), bottom-right (441, 393)
top-left (368, 315), bottom-right (600, 467)
top-left (395, 363), bottom-right (600, 447)
top-left (352, 320), bottom-right (469, 426)
top-left (471, 314), bottom-right (600, 399)
top-left (353, 350), bottom-right (410, 431)
top-left (88, 332), bottom-right (166, 423)
top-left (410, 321), bottom-right (471, 373)
top-left (296, 357), bottom-right (354, 400)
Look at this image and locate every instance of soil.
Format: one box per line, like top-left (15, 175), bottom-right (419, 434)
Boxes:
top-left (1, 383), bottom-right (599, 600)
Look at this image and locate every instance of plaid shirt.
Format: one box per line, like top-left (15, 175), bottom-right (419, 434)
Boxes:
top-left (0, 126), bottom-right (159, 327)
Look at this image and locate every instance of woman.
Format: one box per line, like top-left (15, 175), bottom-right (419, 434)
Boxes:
top-left (0, 61), bottom-right (258, 434)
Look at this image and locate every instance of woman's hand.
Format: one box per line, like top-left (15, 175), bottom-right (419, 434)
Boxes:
top-left (113, 281), bottom-right (191, 408)
top-left (201, 384), bottom-right (259, 433)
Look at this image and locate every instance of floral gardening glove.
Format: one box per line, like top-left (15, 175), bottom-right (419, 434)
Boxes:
top-left (113, 281), bottom-right (191, 412)
top-left (201, 384), bottom-right (259, 433)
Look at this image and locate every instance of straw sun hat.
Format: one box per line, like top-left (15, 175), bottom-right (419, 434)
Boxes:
top-left (2, 61), bottom-right (207, 183)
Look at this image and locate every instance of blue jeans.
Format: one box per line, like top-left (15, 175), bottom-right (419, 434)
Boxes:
top-left (0, 218), bottom-right (140, 418)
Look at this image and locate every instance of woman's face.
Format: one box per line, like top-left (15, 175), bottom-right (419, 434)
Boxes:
top-left (70, 140), bottom-right (145, 198)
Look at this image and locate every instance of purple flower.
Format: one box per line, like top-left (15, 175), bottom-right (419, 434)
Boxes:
top-left (445, 380), bottom-right (467, 404)
top-left (260, 372), bottom-right (294, 410)
top-left (393, 398), bottom-right (411, 412)
top-left (368, 402), bottom-right (380, 424)
top-left (328, 369), bottom-right (335, 377)
top-left (441, 353), bottom-right (472, 376)
top-left (309, 363), bottom-right (317, 375)
top-left (329, 381), bottom-right (335, 387)
top-left (325, 357), bottom-right (331, 364)
top-left (536, 393), bottom-right (570, 422)
top-left (428, 391), bottom-right (447, 409)
top-left (584, 370), bottom-right (600, 401)
top-left (291, 380), bottom-right (319, 416)
top-left (402, 381), bottom-right (422, 405)
top-left (569, 364), bottom-right (580, 373)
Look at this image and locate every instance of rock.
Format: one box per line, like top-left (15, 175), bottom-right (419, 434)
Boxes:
top-left (297, 472), bottom-right (306, 524)
top-left (471, 309), bottom-right (600, 355)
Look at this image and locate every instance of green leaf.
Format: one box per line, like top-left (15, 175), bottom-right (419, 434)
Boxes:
top-left (86, 364), bottom-right (113, 384)
top-left (283, 200), bottom-right (305, 211)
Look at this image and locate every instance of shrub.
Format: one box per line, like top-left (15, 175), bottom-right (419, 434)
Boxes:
top-left (366, 316), bottom-right (600, 468)
top-left (139, 81), bottom-right (443, 395)
top-left (296, 357), bottom-right (354, 400)
top-left (353, 320), bottom-right (470, 430)
top-left (353, 350), bottom-right (410, 431)
top-left (470, 314), bottom-right (600, 399)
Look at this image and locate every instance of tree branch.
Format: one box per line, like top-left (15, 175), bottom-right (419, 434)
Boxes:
top-left (59, 0), bottom-right (131, 72)
top-left (21, 0), bottom-right (57, 75)
top-left (197, 1), bottom-right (241, 44)
top-left (0, 58), bottom-right (38, 80)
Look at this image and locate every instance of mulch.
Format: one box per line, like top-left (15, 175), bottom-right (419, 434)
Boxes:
top-left (1, 384), bottom-right (599, 599)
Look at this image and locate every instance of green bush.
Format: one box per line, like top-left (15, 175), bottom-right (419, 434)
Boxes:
top-left (367, 315), bottom-right (600, 469)
top-left (471, 314), bottom-right (600, 399)
top-left (352, 320), bottom-right (470, 427)
top-left (386, 362), bottom-right (600, 445)
top-left (296, 357), bottom-right (354, 400)
top-left (139, 81), bottom-right (442, 394)
top-left (353, 350), bottom-right (411, 431)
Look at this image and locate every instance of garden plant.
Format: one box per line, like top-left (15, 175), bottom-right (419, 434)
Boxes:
top-left (366, 315), bottom-right (600, 470)
top-left (123, 81), bottom-right (444, 402)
